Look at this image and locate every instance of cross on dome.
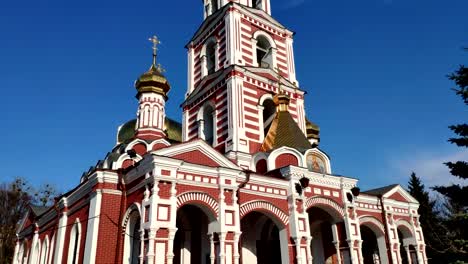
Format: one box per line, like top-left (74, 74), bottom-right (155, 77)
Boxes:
top-left (148, 35), bottom-right (161, 66)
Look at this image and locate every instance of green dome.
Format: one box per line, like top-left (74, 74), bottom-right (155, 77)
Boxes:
top-left (117, 118), bottom-right (182, 144)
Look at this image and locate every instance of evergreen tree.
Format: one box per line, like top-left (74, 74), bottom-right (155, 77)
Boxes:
top-left (433, 59), bottom-right (468, 263)
top-left (408, 172), bottom-right (448, 263)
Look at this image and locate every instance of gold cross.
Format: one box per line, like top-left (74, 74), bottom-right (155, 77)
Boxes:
top-left (149, 35), bottom-right (161, 65)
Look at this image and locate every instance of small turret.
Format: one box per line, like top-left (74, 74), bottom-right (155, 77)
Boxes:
top-left (134, 36), bottom-right (170, 140)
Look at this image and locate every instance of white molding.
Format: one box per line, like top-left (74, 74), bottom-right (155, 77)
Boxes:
top-left (83, 190), bottom-right (102, 263)
top-left (268, 147), bottom-right (304, 171)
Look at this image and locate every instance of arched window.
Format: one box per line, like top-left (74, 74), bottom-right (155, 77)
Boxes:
top-left (40, 237), bottom-right (49, 264)
top-left (211, 0), bottom-right (218, 13)
top-left (67, 220), bottom-right (81, 264)
top-left (201, 39), bottom-right (217, 78)
top-left (262, 98), bottom-right (276, 136)
top-left (48, 235), bottom-right (55, 264)
top-left (205, 0), bottom-right (218, 16)
top-left (198, 103), bottom-right (215, 146)
top-left (253, 0), bottom-right (262, 9)
top-left (206, 41), bottom-right (216, 75)
top-left (256, 35), bottom-right (273, 68)
top-left (32, 241), bottom-right (40, 264)
top-left (123, 210), bottom-right (141, 264)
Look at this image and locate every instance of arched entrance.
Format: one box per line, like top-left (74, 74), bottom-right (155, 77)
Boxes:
top-left (397, 225), bottom-right (418, 264)
top-left (308, 206), bottom-right (348, 264)
top-left (173, 204), bottom-right (218, 264)
top-left (240, 211), bottom-right (288, 264)
top-left (359, 217), bottom-right (389, 264)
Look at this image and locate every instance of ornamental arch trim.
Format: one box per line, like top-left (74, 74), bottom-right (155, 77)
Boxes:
top-left (305, 196), bottom-right (345, 219)
top-left (177, 192), bottom-right (219, 217)
top-left (395, 219), bottom-right (414, 237)
top-left (239, 200), bottom-right (289, 226)
top-left (121, 203), bottom-right (142, 232)
top-left (359, 216), bottom-right (386, 235)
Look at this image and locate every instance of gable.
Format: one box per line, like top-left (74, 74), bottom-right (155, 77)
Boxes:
top-left (153, 139), bottom-right (240, 169)
top-left (384, 186), bottom-right (418, 204)
top-left (172, 150), bottom-right (222, 167)
top-left (388, 192), bottom-right (410, 203)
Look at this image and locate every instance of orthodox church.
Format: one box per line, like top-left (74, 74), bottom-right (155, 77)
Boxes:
top-left (14, 1), bottom-right (427, 264)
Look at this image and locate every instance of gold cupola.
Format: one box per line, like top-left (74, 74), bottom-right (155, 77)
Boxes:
top-left (135, 36), bottom-right (170, 99)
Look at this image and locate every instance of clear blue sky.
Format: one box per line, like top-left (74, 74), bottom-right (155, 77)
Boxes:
top-left (1, 0), bottom-right (467, 193)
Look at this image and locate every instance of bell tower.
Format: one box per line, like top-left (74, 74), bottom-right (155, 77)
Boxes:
top-left (182, 0), bottom-right (312, 168)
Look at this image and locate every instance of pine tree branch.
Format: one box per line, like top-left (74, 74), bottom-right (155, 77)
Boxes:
top-left (445, 161), bottom-right (468, 180)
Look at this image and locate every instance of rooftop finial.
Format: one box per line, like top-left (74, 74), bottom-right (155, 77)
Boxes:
top-left (148, 35), bottom-right (161, 66)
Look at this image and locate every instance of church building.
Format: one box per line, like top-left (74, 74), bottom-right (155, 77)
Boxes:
top-left (14, 0), bottom-right (427, 264)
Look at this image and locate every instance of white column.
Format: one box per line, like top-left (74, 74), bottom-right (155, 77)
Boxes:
top-left (404, 245), bottom-right (412, 264)
top-left (28, 231), bottom-right (39, 264)
top-left (187, 44), bottom-right (195, 95)
top-left (147, 229), bottom-right (157, 264)
top-left (201, 55), bottom-right (208, 78)
top-left (166, 228), bottom-right (177, 264)
top-left (257, 105), bottom-right (265, 142)
top-left (233, 232), bottom-right (241, 264)
top-left (294, 238), bottom-right (303, 264)
top-left (147, 181), bottom-right (160, 264)
top-left (219, 232), bottom-right (227, 264)
top-left (251, 38), bottom-right (258, 67)
top-left (331, 224), bottom-right (342, 264)
top-left (13, 240), bottom-right (20, 264)
top-left (306, 236), bottom-right (313, 264)
top-left (198, 120), bottom-right (205, 140)
top-left (83, 190), bottom-right (102, 263)
top-left (53, 209), bottom-right (67, 264)
top-left (167, 181), bottom-right (178, 264)
top-left (181, 231), bottom-right (191, 264)
top-left (209, 233), bottom-right (216, 264)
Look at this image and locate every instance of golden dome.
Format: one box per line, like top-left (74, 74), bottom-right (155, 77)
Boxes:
top-left (135, 64), bottom-right (170, 98)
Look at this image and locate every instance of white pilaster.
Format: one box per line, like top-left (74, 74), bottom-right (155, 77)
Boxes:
top-left (83, 189), bottom-right (102, 263)
top-left (53, 202), bottom-right (67, 264)
top-left (28, 230), bottom-right (39, 264)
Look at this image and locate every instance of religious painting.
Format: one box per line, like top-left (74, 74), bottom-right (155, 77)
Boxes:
top-left (306, 153), bottom-right (326, 173)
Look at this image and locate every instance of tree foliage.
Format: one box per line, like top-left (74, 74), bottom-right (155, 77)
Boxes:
top-left (432, 59), bottom-right (468, 263)
top-left (408, 172), bottom-right (450, 263)
top-left (0, 178), bottom-right (57, 264)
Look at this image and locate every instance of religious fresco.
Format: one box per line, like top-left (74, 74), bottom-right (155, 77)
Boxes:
top-left (306, 153), bottom-right (326, 173)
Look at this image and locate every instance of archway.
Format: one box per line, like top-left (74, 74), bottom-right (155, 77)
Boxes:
top-left (308, 206), bottom-right (348, 264)
top-left (173, 204), bottom-right (218, 264)
top-left (240, 211), bottom-right (288, 264)
top-left (123, 209), bottom-right (141, 264)
top-left (397, 225), bottom-right (417, 264)
top-left (360, 224), bottom-right (387, 264)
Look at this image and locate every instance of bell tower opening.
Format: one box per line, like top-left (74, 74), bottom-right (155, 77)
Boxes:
top-left (256, 35), bottom-right (273, 68)
top-left (262, 98), bottom-right (276, 137)
top-left (198, 103), bottom-right (215, 146)
top-left (206, 41), bottom-right (216, 75)
top-left (253, 0), bottom-right (262, 9)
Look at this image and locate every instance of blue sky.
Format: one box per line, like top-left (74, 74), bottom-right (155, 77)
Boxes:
top-left (0, 0), bottom-right (467, 193)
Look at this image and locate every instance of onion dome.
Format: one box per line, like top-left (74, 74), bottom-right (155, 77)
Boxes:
top-left (261, 93), bottom-right (312, 152)
top-left (117, 118), bottom-right (182, 144)
top-left (135, 35), bottom-right (170, 98)
top-left (135, 64), bottom-right (170, 98)
top-left (305, 118), bottom-right (320, 143)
